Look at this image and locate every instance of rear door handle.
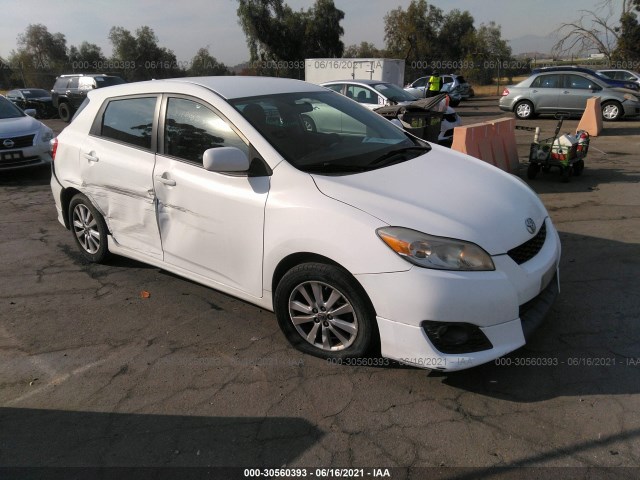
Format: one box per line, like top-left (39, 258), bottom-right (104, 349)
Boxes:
top-left (83, 152), bottom-right (99, 162)
top-left (563, 91), bottom-right (571, 94)
top-left (155, 175), bottom-right (176, 186)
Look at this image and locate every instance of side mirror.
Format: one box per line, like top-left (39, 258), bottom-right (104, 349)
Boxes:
top-left (24, 109), bottom-right (37, 117)
top-left (202, 147), bottom-right (250, 173)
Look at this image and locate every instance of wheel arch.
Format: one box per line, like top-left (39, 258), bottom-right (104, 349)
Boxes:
top-left (271, 252), bottom-right (378, 317)
top-left (60, 187), bottom-right (82, 229)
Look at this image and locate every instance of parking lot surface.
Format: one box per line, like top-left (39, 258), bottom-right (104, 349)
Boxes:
top-left (1, 97), bottom-right (639, 478)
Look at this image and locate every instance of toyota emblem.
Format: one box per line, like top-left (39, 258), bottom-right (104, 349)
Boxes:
top-left (2, 139), bottom-right (15, 149)
top-left (525, 218), bottom-right (536, 235)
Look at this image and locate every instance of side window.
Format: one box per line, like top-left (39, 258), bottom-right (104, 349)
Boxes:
top-left (413, 78), bottom-right (427, 88)
top-left (325, 84), bottom-right (343, 93)
top-left (565, 74), bottom-right (593, 89)
top-left (67, 77), bottom-right (79, 89)
top-left (100, 97), bottom-right (157, 149)
top-left (347, 86), bottom-right (378, 104)
top-left (532, 75), bottom-right (559, 88)
top-left (164, 97), bottom-right (248, 165)
top-left (79, 77), bottom-right (94, 90)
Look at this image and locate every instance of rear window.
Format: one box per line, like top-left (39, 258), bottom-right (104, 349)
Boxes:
top-left (100, 97), bottom-right (157, 149)
top-left (96, 76), bottom-right (126, 87)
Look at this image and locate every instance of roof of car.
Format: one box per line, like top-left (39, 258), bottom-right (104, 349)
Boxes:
top-left (85, 76), bottom-right (324, 101)
top-left (321, 79), bottom-right (392, 85)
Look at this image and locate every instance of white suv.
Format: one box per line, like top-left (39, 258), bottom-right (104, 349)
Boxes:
top-left (50, 76), bottom-right (561, 371)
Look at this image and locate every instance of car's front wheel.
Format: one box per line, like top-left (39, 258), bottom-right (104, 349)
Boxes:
top-left (274, 263), bottom-right (377, 360)
top-left (514, 101), bottom-right (535, 120)
top-left (69, 194), bottom-right (109, 263)
top-left (601, 101), bottom-right (622, 121)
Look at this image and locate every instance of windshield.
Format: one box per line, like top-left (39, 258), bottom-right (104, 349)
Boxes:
top-left (231, 91), bottom-right (428, 175)
top-left (0, 97), bottom-right (26, 119)
top-left (21, 89), bottom-right (50, 98)
top-left (371, 83), bottom-right (417, 103)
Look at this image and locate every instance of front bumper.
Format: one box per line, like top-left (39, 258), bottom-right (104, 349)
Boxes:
top-left (356, 218), bottom-right (561, 371)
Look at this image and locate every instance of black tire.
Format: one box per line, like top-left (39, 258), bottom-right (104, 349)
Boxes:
top-left (301, 114), bottom-right (317, 132)
top-left (527, 163), bottom-right (540, 179)
top-left (274, 263), bottom-right (377, 360)
top-left (68, 194), bottom-right (109, 263)
top-left (601, 101), bottom-right (622, 121)
top-left (573, 159), bottom-right (584, 176)
top-left (561, 166), bottom-right (571, 183)
top-left (514, 100), bottom-right (535, 120)
top-left (58, 102), bottom-right (73, 122)
top-left (449, 99), bottom-right (460, 107)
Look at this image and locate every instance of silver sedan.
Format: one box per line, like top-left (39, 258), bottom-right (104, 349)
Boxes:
top-left (499, 71), bottom-right (640, 121)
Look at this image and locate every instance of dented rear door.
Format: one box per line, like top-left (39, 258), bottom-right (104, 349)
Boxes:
top-left (79, 95), bottom-right (163, 259)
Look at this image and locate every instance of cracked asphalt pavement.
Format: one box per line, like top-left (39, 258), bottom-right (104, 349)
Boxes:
top-left (1, 99), bottom-right (639, 478)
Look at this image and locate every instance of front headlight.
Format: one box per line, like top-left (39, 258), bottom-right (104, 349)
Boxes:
top-left (377, 226), bottom-right (495, 271)
top-left (623, 93), bottom-right (639, 102)
top-left (40, 126), bottom-right (54, 143)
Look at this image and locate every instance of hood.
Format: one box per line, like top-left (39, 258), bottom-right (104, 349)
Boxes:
top-left (311, 146), bottom-right (548, 255)
top-left (609, 87), bottom-right (640, 96)
top-left (0, 115), bottom-right (43, 136)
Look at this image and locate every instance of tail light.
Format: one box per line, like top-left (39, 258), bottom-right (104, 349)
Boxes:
top-left (502, 88), bottom-right (510, 96)
top-left (50, 137), bottom-right (58, 160)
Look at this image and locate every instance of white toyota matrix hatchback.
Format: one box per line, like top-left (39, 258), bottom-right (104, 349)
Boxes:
top-left (50, 77), bottom-right (561, 371)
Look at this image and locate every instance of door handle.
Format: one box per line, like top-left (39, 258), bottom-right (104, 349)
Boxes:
top-left (563, 91), bottom-right (570, 94)
top-left (83, 152), bottom-right (99, 162)
top-left (155, 175), bottom-right (176, 186)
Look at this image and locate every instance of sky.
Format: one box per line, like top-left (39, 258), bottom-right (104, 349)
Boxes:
top-left (0, 0), bottom-right (617, 66)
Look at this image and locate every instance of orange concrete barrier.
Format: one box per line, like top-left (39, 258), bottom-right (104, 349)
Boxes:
top-left (487, 118), bottom-right (519, 172)
top-left (451, 124), bottom-right (482, 159)
top-left (452, 118), bottom-right (518, 173)
top-left (576, 96), bottom-right (603, 137)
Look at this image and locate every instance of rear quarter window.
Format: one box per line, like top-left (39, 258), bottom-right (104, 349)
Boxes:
top-left (97, 97), bottom-right (158, 150)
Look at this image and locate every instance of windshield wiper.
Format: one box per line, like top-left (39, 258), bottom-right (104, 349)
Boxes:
top-left (303, 163), bottom-right (369, 174)
top-left (369, 145), bottom-right (431, 166)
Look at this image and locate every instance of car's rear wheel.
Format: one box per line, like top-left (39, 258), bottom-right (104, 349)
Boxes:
top-left (69, 194), bottom-right (109, 263)
top-left (514, 101), bottom-right (535, 120)
top-left (274, 263), bottom-right (376, 360)
top-left (58, 102), bottom-right (73, 122)
top-left (601, 101), bottom-right (622, 121)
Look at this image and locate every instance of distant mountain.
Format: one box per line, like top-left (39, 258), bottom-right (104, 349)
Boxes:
top-left (508, 34), bottom-right (556, 56)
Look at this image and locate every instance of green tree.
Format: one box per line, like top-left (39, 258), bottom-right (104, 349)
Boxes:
top-left (464, 22), bottom-right (512, 85)
top-left (68, 42), bottom-right (107, 72)
top-left (437, 9), bottom-right (476, 61)
top-left (384, 0), bottom-right (443, 62)
top-left (237, 0), bottom-right (344, 77)
top-left (109, 26), bottom-right (184, 81)
top-left (615, 0), bottom-right (640, 61)
top-left (343, 42), bottom-right (386, 58)
top-left (188, 47), bottom-right (232, 76)
top-left (9, 24), bottom-right (68, 87)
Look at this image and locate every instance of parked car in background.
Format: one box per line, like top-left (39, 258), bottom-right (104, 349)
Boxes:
top-left (51, 73), bottom-right (125, 122)
top-left (531, 66), bottom-right (639, 91)
top-left (321, 79), bottom-right (461, 146)
top-left (405, 74), bottom-right (472, 105)
top-left (597, 69), bottom-right (640, 86)
top-left (499, 71), bottom-right (640, 121)
top-left (0, 95), bottom-right (54, 171)
top-left (5, 88), bottom-right (56, 119)
top-left (50, 76), bottom-right (561, 371)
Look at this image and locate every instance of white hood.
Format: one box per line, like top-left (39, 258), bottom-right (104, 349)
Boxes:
top-left (311, 146), bottom-right (548, 255)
